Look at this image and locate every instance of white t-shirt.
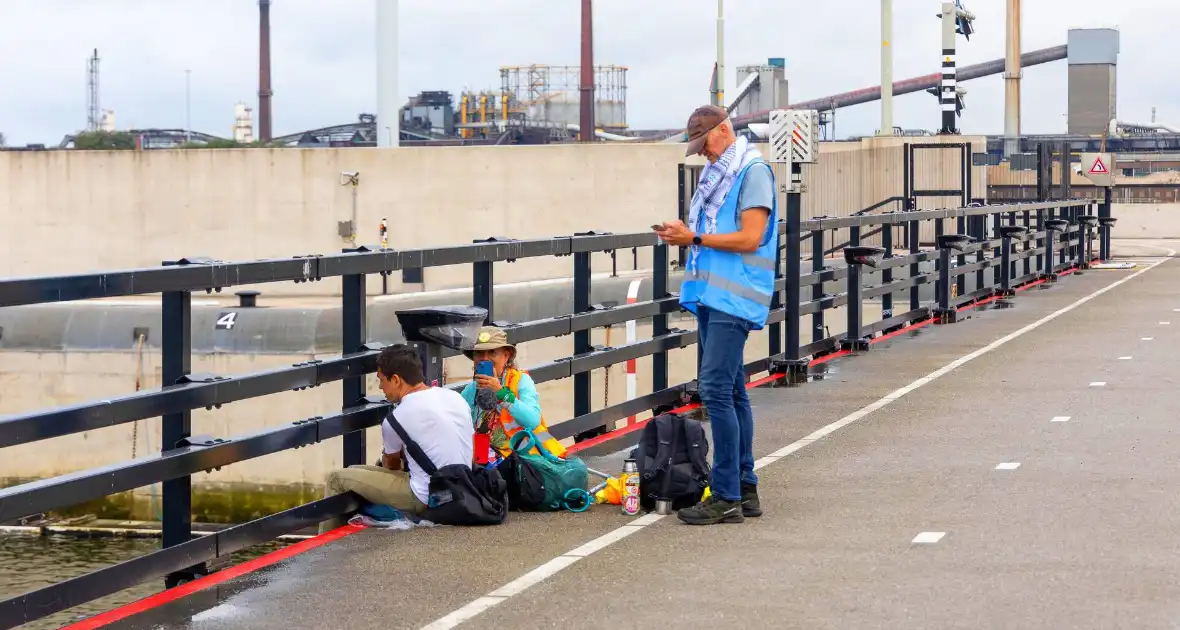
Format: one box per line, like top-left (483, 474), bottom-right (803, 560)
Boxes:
top-left (381, 387), bottom-right (474, 505)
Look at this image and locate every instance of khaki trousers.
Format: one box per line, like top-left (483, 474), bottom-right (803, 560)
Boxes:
top-left (320, 465), bottom-right (427, 533)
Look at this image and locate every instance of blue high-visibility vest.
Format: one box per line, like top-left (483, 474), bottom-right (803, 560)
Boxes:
top-left (679, 160), bottom-right (779, 330)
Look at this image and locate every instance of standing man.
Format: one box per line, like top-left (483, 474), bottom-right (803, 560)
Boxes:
top-left (656, 105), bottom-right (777, 525)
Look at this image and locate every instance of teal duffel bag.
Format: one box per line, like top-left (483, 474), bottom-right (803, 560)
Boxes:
top-left (508, 430), bottom-right (591, 512)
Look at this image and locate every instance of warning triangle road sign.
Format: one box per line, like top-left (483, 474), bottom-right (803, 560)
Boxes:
top-left (1089, 156), bottom-right (1108, 175)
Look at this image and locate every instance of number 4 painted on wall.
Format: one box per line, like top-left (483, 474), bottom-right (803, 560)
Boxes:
top-left (215, 311), bottom-right (238, 330)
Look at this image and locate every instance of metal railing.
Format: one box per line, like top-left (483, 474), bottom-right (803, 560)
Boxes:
top-left (0, 197), bottom-right (1105, 629)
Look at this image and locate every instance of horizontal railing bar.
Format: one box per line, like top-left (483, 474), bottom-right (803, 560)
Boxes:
top-left (863, 274), bottom-right (932, 300)
top-left (0, 258), bottom-right (319, 308)
top-left (569, 233), bottom-right (658, 253)
top-left (798, 199), bottom-right (1092, 232)
top-left (864, 306), bottom-right (931, 336)
top-left (876, 251), bottom-right (936, 271)
top-left (0, 351), bottom-right (379, 449)
top-left (550, 385), bottom-right (689, 440)
top-left (800, 293), bottom-right (849, 316)
top-left (951, 286), bottom-right (996, 308)
top-left (952, 257), bottom-right (998, 277)
top-left (798, 266), bottom-right (847, 288)
top-left (0, 402), bottom-right (389, 523)
top-left (799, 336), bottom-right (840, 358)
top-left (0, 493), bottom-right (359, 630)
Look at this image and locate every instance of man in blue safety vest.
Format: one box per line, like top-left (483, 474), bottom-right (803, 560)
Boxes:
top-left (655, 105), bottom-right (778, 525)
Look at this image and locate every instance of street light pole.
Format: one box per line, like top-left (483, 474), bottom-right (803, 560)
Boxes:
top-left (880, 0), bottom-right (893, 135)
top-left (185, 69), bottom-right (192, 144)
top-left (716, 0), bottom-right (725, 107)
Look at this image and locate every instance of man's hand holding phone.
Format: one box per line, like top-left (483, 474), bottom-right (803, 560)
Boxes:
top-left (654, 220), bottom-right (696, 247)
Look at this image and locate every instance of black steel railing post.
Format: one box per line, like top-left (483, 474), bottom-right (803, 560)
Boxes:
top-left (881, 222), bottom-right (894, 324)
top-left (161, 263), bottom-right (196, 587)
top-left (573, 248), bottom-right (592, 418)
top-left (839, 239), bottom-right (883, 354)
top-left (341, 264), bottom-right (367, 465)
top-left (974, 214), bottom-right (986, 291)
top-left (473, 260), bottom-right (494, 324)
top-left (955, 215), bottom-right (967, 297)
top-left (846, 226), bottom-right (861, 345)
top-left (1099, 187), bottom-right (1113, 260)
top-left (908, 215), bottom-right (920, 314)
top-left (1097, 216), bottom-right (1118, 262)
top-left (1022, 209), bottom-right (1032, 278)
top-left (811, 230), bottom-right (826, 344)
top-left (1035, 208), bottom-right (1045, 273)
top-left (652, 243), bottom-right (670, 392)
top-left (1076, 213), bottom-right (1099, 272)
top-left (934, 234), bottom-right (970, 323)
top-left (995, 225), bottom-right (1028, 308)
top-left (769, 225), bottom-right (784, 359)
top-left (1001, 233), bottom-right (1014, 292)
top-left (1043, 219), bottom-right (1068, 284)
top-left (937, 246), bottom-right (953, 314)
top-left (784, 195), bottom-right (802, 363)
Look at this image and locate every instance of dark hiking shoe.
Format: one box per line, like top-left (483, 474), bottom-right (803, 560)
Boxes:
top-left (677, 495), bottom-right (744, 525)
top-left (741, 482), bottom-right (763, 518)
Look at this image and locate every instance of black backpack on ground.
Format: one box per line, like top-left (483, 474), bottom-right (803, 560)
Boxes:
top-left (386, 415), bottom-right (508, 526)
top-left (497, 452), bottom-right (547, 511)
top-left (629, 412), bottom-right (710, 511)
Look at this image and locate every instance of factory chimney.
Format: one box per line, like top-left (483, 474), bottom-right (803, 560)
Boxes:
top-left (376, 0), bottom-right (400, 147)
top-left (1003, 0), bottom-right (1021, 156)
top-left (258, 0), bottom-right (273, 143)
top-left (579, 0), bottom-right (595, 143)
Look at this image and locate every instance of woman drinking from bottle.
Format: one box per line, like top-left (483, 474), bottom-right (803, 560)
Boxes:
top-left (460, 326), bottom-right (566, 462)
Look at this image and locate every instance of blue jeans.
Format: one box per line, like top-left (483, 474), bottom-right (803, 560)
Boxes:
top-left (695, 305), bottom-right (758, 502)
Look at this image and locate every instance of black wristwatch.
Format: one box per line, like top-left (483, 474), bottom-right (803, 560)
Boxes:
top-left (692, 235), bottom-right (702, 245)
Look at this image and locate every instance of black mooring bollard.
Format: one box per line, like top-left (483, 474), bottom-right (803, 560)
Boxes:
top-left (934, 234), bottom-right (972, 324)
top-left (1076, 214), bottom-right (1099, 271)
top-left (996, 225), bottom-right (1029, 308)
top-left (1042, 219), bottom-right (1069, 285)
top-left (1097, 216), bottom-right (1118, 263)
top-left (840, 245), bottom-right (885, 353)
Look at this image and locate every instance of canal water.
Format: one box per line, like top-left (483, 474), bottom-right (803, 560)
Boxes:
top-left (0, 534), bottom-right (285, 629)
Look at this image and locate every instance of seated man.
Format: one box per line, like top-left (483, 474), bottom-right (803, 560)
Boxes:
top-left (460, 326), bottom-right (566, 461)
top-left (320, 344), bottom-right (473, 532)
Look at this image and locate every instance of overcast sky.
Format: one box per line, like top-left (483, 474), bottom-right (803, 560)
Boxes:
top-left (0, 1), bottom-right (1172, 146)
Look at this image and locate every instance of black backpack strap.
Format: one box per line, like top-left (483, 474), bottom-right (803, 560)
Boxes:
top-left (683, 419), bottom-right (710, 477)
top-left (656, 415), bottom-right (682, 499)
top-left (385, 413), bottom-right (438, 476)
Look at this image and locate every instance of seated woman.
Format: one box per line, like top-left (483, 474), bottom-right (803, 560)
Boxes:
top-left (460, 326), bottom-right (567, 461)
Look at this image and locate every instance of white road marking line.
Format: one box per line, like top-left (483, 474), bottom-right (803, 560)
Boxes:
top-left (1174, 308), bottom-right (1180, 312)
top-left (995, 462), bottom-right (1021, 470)
top-left (1118, 356), bottom-right (1132, 360)
top-left (912, 532), bottom-right (946, 544)
top-left (1142, 337), bottom-right (1154, 341)
top-left (417, 248), bottom-right (1174, 630)
top-left (1051, 416), bottom-right (1071, 422)
top-left (1161, 321), bottom-right (1172, 325)
top-left (1089, 381), bottom-right (1107, 387)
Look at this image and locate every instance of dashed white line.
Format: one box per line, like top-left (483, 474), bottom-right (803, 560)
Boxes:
top-left (1089, 381), bottom-right (1107, 387)
top-left (995, 462), bottom-right (1021, 470)
top-left (1118, 356), bottom-right (1132, 360)
top-left (1051, 416), bottom-right (1071, 422)
top-left (1142, 337), bottom-right (1154, 341)
top-left (912, 532), bottom-right (947, 544)
top-left (1160, 321), bottom-right (1171, 326)
top-left (417, 247), bottom-right (1174, 630)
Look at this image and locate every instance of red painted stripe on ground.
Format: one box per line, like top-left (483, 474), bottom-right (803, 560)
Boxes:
top-left (61, 524), bottom-right (366, 630)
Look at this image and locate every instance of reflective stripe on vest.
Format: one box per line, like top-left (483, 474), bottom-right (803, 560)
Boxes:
top-left (497, 369), bottom-right (568, 458)
top-left (679, 159), bottom-right (780, 330)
